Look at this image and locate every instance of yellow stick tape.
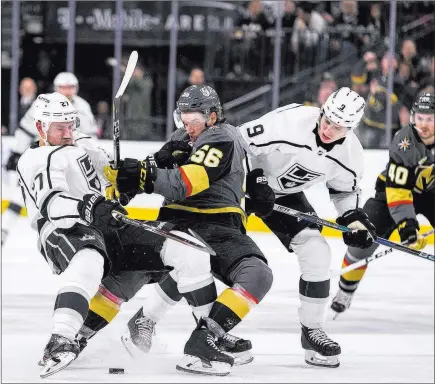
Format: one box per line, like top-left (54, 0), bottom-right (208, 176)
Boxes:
top-left (2, 200), bottom-right (433, 244)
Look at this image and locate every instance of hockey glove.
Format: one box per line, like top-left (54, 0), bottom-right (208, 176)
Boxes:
top-left (116, 157), bottom-right (157, 195)
top-left (245, 168), bottom-right (276, 218)
top-left (104, 164), bottom-right (131, 206)
top-left (78, 194), bottom-right (128, 233)
top-left (154, 140), bottom-right (192, 169)
top-left (414, 157), bottom-right (434, 194)
top-left (398, 219), bottom-right (427, 250)
top-left (336, 208), bottom-right (377, 249)
top-left (5, 151), bottom-right (21, 171)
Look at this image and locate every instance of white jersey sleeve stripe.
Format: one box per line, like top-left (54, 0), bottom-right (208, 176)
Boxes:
top-left (17, 168), bottom-right (38, 208)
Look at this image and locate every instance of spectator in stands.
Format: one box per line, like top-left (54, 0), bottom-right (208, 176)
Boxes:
top-left (399, 39), bottom-right (420, 82)
top-left (356, 53), bottom-right (410, 149)
top-left (18, 77), bottom-right (37, 122)
top-left (282, 0), bottom-right (297, 28)
top-left (350, 51), bottom-right (380, 99)
top-left (281, 0), bottom-right (298, 76)
top-left (304, 73), bottom-right (338, 108)
top-left (331, 1), bottom-right (365, 56)
top-left (177, 67), bottom-right (211, 98)
top-left (363, 2), bottom-right (386, 45)
top-left (418, 56), bottom-right (435, 94)
top-left (188, 67), bottom-right (205, 86)
top-left (232, 0), bottom-right (273, 78)
top-left (236, 0), bottom-right (273, 34)
top-left (291, 2), bottom-right (327, 68)
top-left (122, 60), bottom-right (156, 140)
top-left (95, 100), bottom-right (110, 139)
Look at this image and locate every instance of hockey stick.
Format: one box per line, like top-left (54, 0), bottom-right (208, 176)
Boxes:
top-left (273, 204), bottom-right (435, 262)
top-left (112, 211), bottom-right (216, 256)
top-left (113, 50), bottom-right (138, 169)
top-left (331, 229), bottom-right (434, 277)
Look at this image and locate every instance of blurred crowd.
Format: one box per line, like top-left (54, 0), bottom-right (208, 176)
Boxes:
top-left (2, 0), bottom-right (434, 147)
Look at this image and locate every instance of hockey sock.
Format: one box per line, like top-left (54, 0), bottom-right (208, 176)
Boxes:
top-left (52, 249), bottom-right (104, 340)
top-left (298, 277), bottom-right (329, 329)
top-left (339, 254), bottom-right (367, 293)
top-left (181, 279), bottom-right (217, 321)
top-left (145, 273), bottom-right (182, 323)
top-left (79, 284), bottom-right (124, 339)
top-left (207, 284), bottom-right (258, 333)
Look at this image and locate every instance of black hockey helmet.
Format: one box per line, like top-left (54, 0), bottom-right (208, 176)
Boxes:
top-left (411, 92), bottom-right (434, 124)
top-left (175, 85), bottom-right (225, 125)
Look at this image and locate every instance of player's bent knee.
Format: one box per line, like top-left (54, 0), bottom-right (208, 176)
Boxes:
top-left (61, 248), bottom-right (105, 300)
top-left (291, 228), bottom-right (331, 282)
top-left (230, 257), bottom-right (273, 302)
top-left (161, 230), bottom-right (211, 278)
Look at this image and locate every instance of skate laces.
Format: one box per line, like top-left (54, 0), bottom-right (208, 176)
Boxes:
top-left (206, 333), bottom-right (222, 353)
top-left (221, 332), bottom-right (239, 347)
top-left (134, 316), bottom-right (156, 343)
top-left (308, 329), bottom-right (337, 347)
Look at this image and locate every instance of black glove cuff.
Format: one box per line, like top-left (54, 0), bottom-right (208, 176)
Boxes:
top-left (143, 156), bottom-right (158, 194)
top-left (78, 194), bottom-right (103, 224)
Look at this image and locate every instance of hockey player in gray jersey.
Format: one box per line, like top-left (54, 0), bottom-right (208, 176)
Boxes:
top-left (108, 85), bottom-right (273, 376)
top-left (331, 92), bottom-right (434, 316)
top-left (2, 72), bottom-right (98, 247)
top-left (237, 87), bottom-right (377, 368)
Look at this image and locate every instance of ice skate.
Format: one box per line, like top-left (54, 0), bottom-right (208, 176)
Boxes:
top-left (301, 325), bottom-right (341, 368)
top-left (38, 331), bottom-right (88, 367)
top-left (218, 332), bottom-right (253, 365)
top-left (176, 318), bottom-right (234, 376)
top-left (39, 334), bottom-right (80, 378)
top-left (121, 307), bottom-right (156, 358)
top-left (331, 288), bottom-right (355, 319)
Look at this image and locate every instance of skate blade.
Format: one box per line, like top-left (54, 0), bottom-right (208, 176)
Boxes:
top-left (332, 311), bottom-right (341, 320)
top-left (176, 354), bottom-right (232, 376)
top-left (305, 350), bottom-right (340, 368)
top-left (227, 350), bottom-right (254, 366)
top-left (120, 333), bottom-right (150, 359)
top-left (40, 352), bottom-right (76, 378)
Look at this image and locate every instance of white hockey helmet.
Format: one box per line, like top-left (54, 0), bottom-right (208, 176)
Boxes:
top-left (322, 87), bottom-right (366, 129)
top-left (53, 72), bottom-right (79, 88)
top-left (34, 92), bottom-right (78, 134)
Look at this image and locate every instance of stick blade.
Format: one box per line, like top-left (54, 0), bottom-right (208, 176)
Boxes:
top-left (115, 50), bottom-right (138, 98)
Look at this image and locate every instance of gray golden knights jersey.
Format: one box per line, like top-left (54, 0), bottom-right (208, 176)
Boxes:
top-left (13, 95), bottom-right (98, 155)
top-left (16, 133), bottom-right (110, 249)
top-left (377, 124), bottom-right (435, 225)
top-left (238, 103), bottom-right (364, 215)
top-left (154, 123), bottom-right (247, 228)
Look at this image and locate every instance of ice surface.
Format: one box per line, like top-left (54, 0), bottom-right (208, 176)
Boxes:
top-left (1, 219), bottom-right (434, 383)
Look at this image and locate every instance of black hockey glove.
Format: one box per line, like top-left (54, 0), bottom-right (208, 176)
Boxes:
top-left (154, 140), bottom-right (192, 169)
top-left (6, 151), bottom-right (21, 171)
top-left (78, 194), bottom-right (128, 233)
top-left (397, 219), bottom-right (427, 250)
top-left (116, 157), bottom-right (157, 196)
top-left (336, 208), bottom-right (377, 249)
top-left (245, 168), bottom-right (275, 218)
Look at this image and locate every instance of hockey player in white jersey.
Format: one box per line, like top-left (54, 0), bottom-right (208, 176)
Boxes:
top-left (2, 72), bottom-right (98, 247)
top-left (16, 92), bottom-right (126, 378)
top-left (238, 87), bottom-right (377, 368)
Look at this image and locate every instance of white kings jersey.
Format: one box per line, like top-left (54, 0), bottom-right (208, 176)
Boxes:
top-left (17, 133), bottom-right (111, 249)
top-left (13, 95), bottom-right (98, 154)
top-left (238, 104), bottom-right (365, 215)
